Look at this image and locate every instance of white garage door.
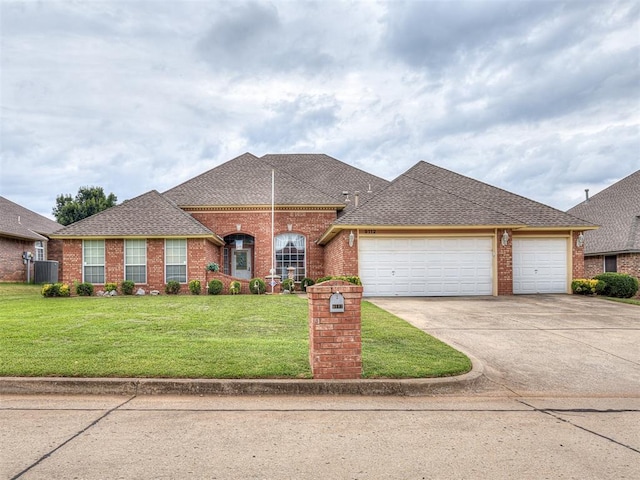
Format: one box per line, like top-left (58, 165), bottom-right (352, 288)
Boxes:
top-left (512, 238), bottom-right (567, 294)
top-left (359, 237), bottom-right (493, 297)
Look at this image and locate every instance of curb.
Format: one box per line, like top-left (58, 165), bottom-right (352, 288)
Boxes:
top-left (0, 355), bottom-right (485, 397)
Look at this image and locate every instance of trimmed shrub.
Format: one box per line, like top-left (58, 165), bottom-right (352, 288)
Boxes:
top-left (316, 275), bottom-right (362, 286)
top-left (121, 280), bottom-right (135, 295)
top-left (207, 279), bottom-right (223, 295)
top-left (76, 282), bottom-right (94, 296)
top-left (300, 277), bottom-right (315, 292)
top-left (104, 282), bottom-right (118, 293)
top-left (165, 280), bottom-right (181, 295)
top-left (249, 278), bottom-right (266, 294)
top-left (42, 283), bottom-right (71, 298)
top-left (229, 281), bottom-right (241, 295)
top-left (571, 279), bottom-right (602, 295)
top-left (188, 279), bottom-right (202, 295)
top-left (593, 273), bottom-right (639, 298)
top-left (281, 278), bottom-right (294, 292)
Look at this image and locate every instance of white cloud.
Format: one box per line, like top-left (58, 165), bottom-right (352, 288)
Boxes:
top-left (1, 0), bottom-right (638, 218)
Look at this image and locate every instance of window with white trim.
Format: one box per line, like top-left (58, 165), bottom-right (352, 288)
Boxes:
top-left (165, 239), bottom-right (187, 283)
top-left (35, 241), bottom-right (45, 261)
top-left (125, 239), bottom-right (147, 283)
top-left (83, 240), bottom-right (105, 284)
top-left (275, 233), bottom-right (306, 282)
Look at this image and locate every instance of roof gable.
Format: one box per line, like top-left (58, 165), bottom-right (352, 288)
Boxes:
top-left (567, 170), bottom-right (640, 254)
top-left (163, 152), bottom-right (390, 209)
top-left (335, 161), bottom-right (595, 228)
top-left (51, 190), bottom-right (218, 240)
top-left (0, 196), bottom-right (61, 241)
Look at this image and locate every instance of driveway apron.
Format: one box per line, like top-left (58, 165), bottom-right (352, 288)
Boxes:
top-left (368, 295), bottom-right (640, 397)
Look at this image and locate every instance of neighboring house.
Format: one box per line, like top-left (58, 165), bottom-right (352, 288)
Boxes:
top-left (0, 196), bottom-right (61, 282)
top-left (567, 170), bottom-right (640, 281)
top-left (50, 153), bottom-right (595, 296)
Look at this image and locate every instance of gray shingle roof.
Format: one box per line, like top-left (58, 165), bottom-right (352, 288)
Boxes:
top-left (0, 196), bottom-right (61, 241)
top-left (567, 170), bottom-right (640, 254)
top-left (335, 161), bottom-right (595, 228)
top-left (163, 152), bottom-right (389, 209)
top-left (261, 154), bottom-right (390, 212)
top-left (51, 190), bottom-right (219, 241)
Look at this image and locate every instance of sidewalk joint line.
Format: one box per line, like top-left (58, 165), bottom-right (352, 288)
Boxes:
top-left (517, 399), bottom-right (640, 454)
top-left (10, 395), bottom-right (137, 480)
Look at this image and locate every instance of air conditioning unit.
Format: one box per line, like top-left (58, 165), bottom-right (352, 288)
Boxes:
top-left (34, 260), bottom-right (59, 284)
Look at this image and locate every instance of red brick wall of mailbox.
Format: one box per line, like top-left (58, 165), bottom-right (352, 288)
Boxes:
top-left (307, 280), bottom-right (363, 379)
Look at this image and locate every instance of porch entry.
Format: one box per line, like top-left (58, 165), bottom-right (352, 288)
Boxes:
top-left (223, 234), bottom-right (254, 280)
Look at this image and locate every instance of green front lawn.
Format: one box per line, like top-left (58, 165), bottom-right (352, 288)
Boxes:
top-left (0, 284), bottom-right (470, 379)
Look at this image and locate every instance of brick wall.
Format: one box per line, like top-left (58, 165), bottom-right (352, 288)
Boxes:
top-left (584, 253), bottom-right (640, 280)
top-left (105, 239), bottom-right (124, 284)
top-left (584, 256), bottom-right (603, 278)
top-left (496, 229), bottom-right (513, 295)
top-left (61, 239), bottom-right (83, 285)
top-left (307, 280), bottom-right (363, 379)
top-left (617, 253), bottom-right (640, 279)
top-left (189, 209), bottom-right (336, 281)
top-left (0, 237), bottom-right (32, 282)
top-left (146, 239), bottom-right (165, 291)
top-left (324, 229), bottom-right (359, 277)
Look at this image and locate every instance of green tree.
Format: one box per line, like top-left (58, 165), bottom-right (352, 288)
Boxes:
top-left (53, 186), bottom-right (117, 226)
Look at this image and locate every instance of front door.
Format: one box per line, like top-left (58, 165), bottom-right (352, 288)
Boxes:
top-left (231, 249), bottom-right (251, 279)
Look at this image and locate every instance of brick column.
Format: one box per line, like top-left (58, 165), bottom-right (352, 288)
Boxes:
top-left (307, 280), bottom-right (363, 379)
top-left (497, 229), bottom-right (513, 295)
top-left (572, 231), bottom-right (585, 279)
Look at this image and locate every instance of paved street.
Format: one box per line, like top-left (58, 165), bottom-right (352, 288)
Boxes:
top-left (2, 295), bottom-right (639, 479)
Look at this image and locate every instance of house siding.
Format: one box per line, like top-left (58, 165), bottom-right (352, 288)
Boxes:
top-left (585, 253), bottom-right (640, 281)
top-left (618, 253), bottom-right (640, 279)
top-left (59, 238), bottom-right (220, 293)
top-left (146, 239), bottom-right (166, 291)
top-left (584, 255), bottom-right (603, 279)
top-left (61, 239), bottom-right (83, 285)
top-left (324, 229), bottom-right (359, 277)
top-left (106, 239), bottom-right (124, 284)
top-left (0, 237), bottom-right (36, 282)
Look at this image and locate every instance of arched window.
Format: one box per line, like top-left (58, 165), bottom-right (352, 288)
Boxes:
top-left (275, 233), bottom-right (306, 282)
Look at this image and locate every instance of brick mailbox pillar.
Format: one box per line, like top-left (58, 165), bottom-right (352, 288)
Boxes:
top-left (307, 280), bottom-right (363, 379)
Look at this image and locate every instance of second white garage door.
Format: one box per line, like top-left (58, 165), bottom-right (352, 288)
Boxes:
top-left (512, 238), bottom-right (568, 294)
top-left (359, 237), bottom-right (493, 296)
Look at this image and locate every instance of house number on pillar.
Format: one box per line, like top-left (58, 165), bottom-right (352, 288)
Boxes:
top-left (329, 292), bottom-right (345, 313)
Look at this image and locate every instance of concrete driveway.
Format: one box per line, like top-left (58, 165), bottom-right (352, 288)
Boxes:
top-left (368, 295), bottom-right (640, 397)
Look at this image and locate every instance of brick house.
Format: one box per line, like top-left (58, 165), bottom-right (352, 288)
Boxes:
top-left (567, 170), bottom-right (640, 282)
top-left (0, 196), bottom-right (61, 282)
top-left (50, 153), bottom-right (595, 296)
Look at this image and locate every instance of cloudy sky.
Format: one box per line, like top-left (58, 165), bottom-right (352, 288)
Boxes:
top-left (1, 0), bottom-right (638, 219)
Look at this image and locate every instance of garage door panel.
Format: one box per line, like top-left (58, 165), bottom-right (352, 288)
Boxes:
top-left (360, 237), bottom-right (493, 297)
top-left (513, 238), bottom-right (567, 294)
